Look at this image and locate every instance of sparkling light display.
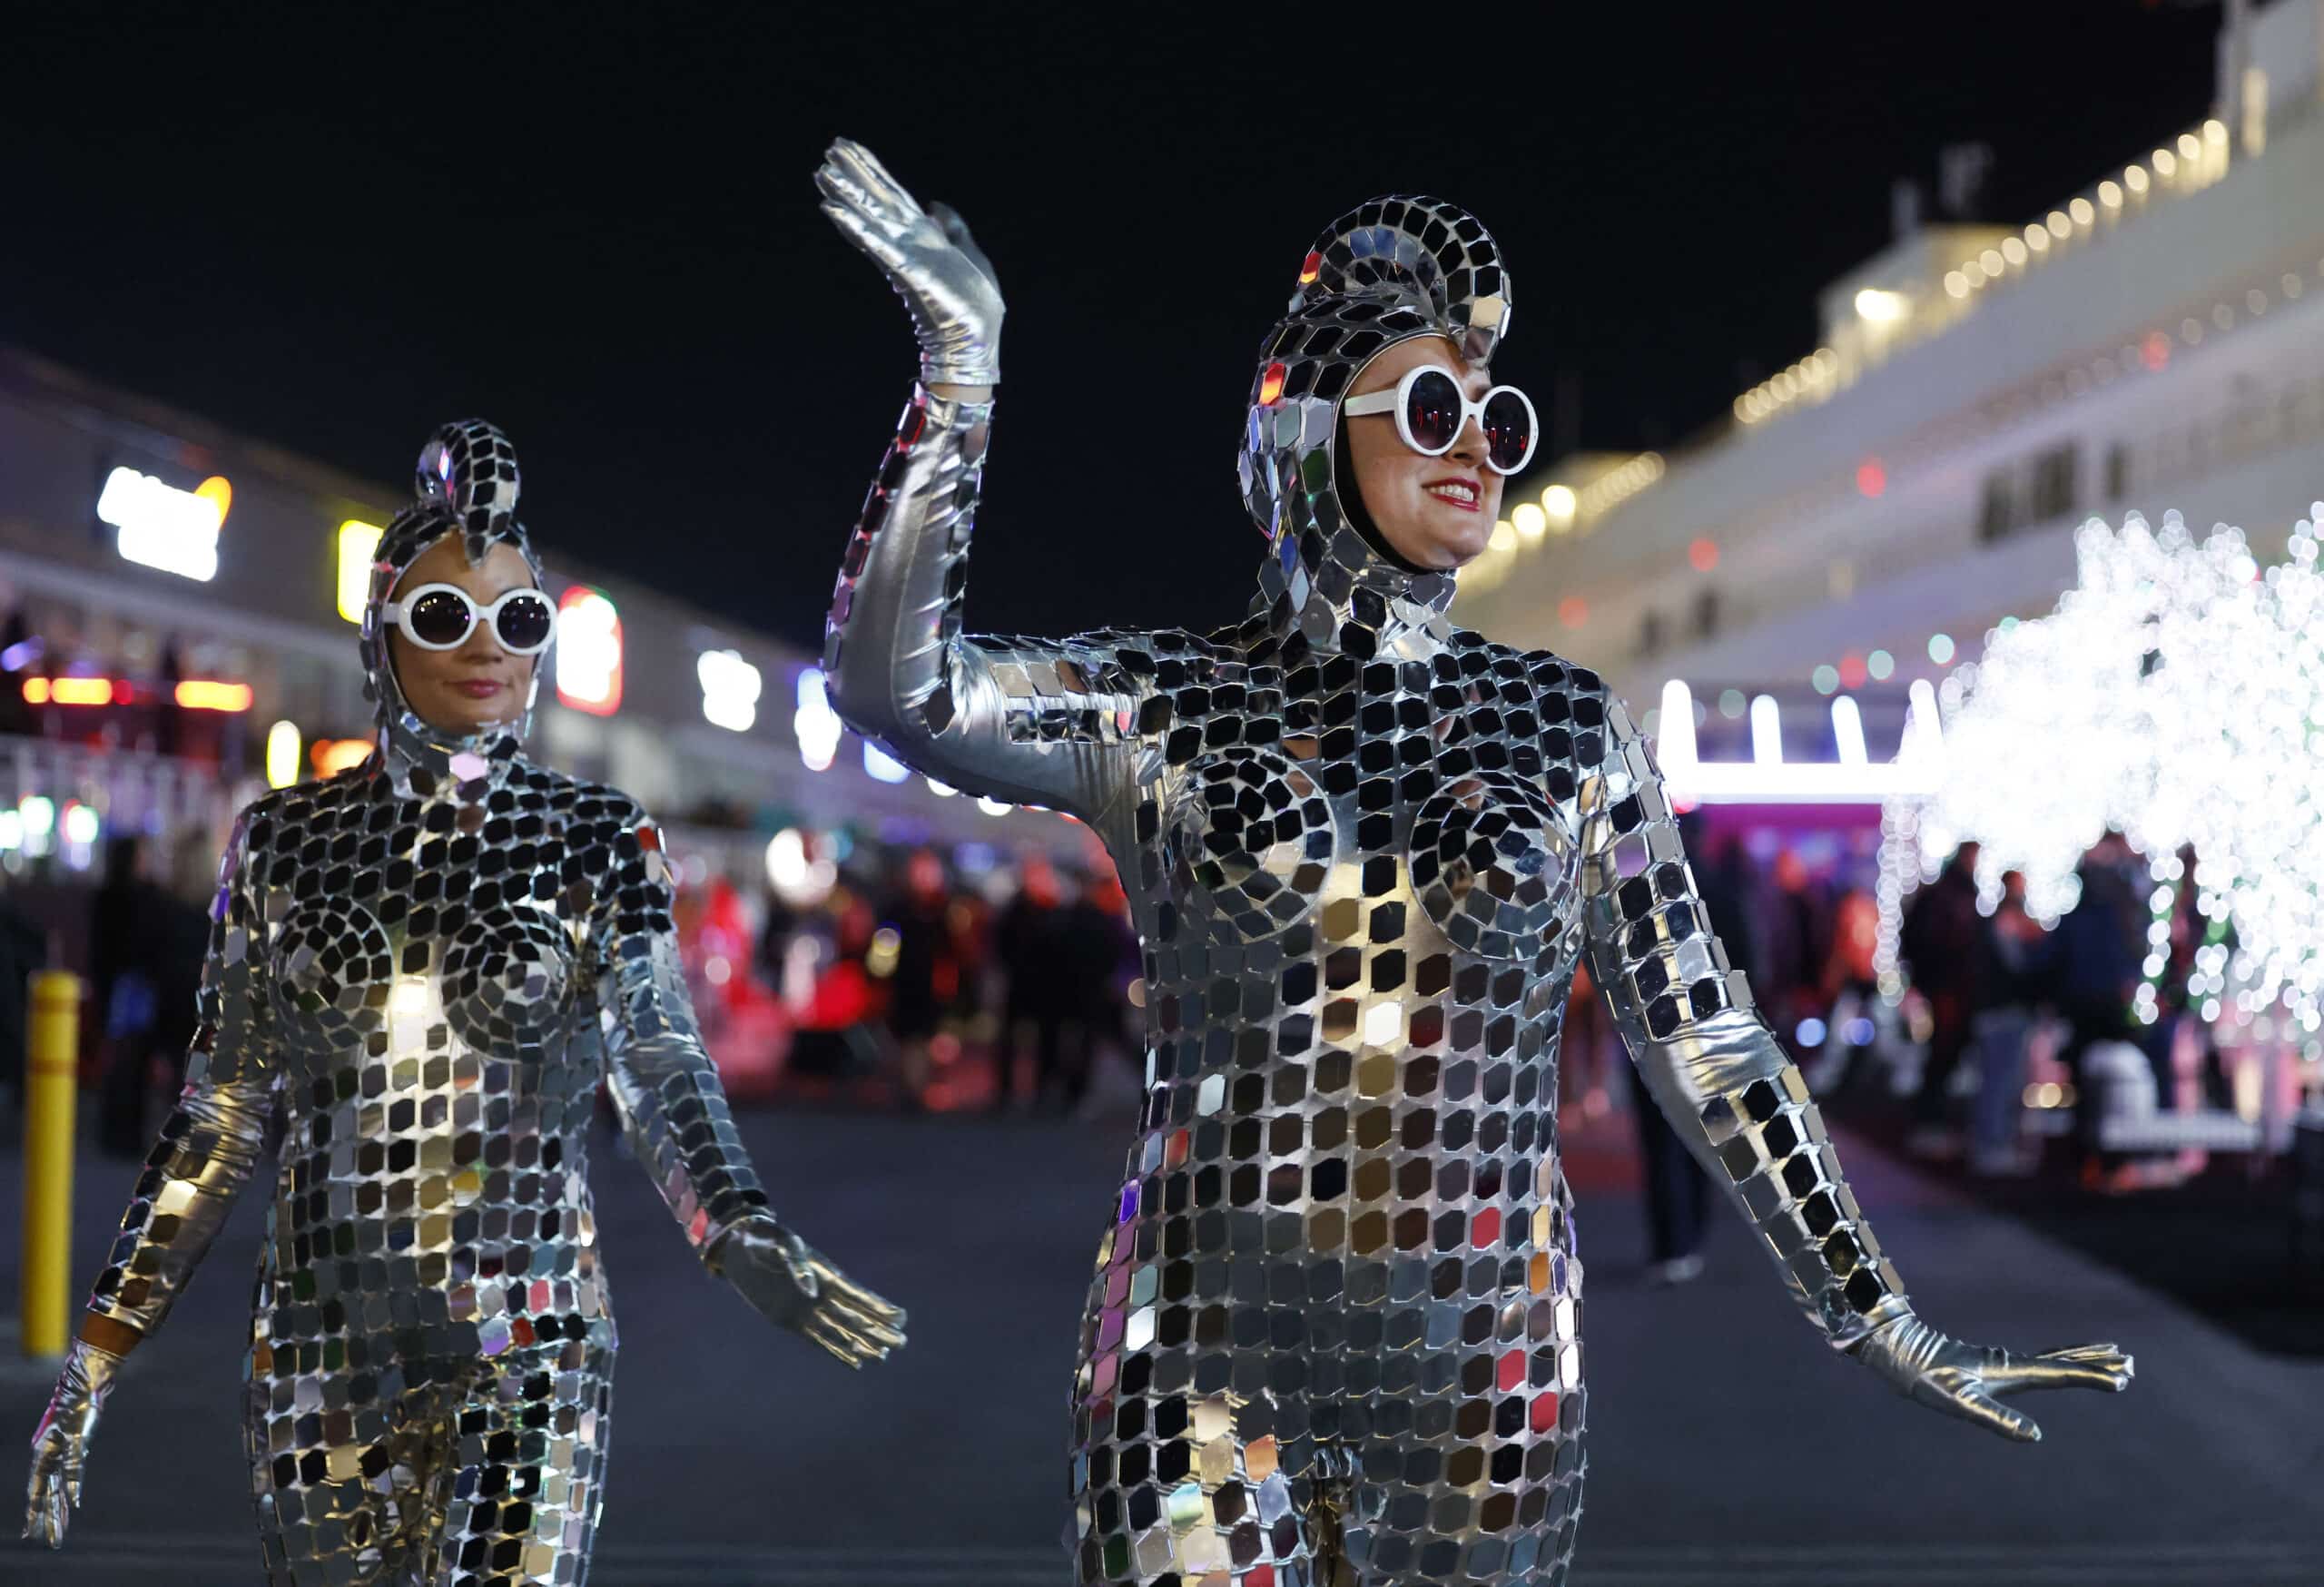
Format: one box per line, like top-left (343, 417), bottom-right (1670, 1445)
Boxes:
top-left (1893, 508), bottom-right (2324, 1036)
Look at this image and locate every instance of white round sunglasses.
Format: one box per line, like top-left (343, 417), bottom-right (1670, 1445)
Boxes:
top-left (380, 584), bottom-right (558, 656)
top-left (1342, 365), bottom-right (1539, 476)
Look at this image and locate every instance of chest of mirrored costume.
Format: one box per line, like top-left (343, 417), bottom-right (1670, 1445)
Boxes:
top-left (1068, 619), bottom-right (1614, 1407)
top-left (234, 756), bottom-right (665, 1365)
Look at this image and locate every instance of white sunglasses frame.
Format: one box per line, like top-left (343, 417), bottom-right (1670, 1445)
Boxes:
top-left (1342, 365), bottom-right (1540, 476)
top-left (379, 583), bottom-right (559, 656)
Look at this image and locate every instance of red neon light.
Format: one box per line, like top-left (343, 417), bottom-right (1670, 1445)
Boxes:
top-left (554, 586), bottom-right (624, 716)
top-left (1688, 537), bottom-right (1718, 573)
top-left (1856, 458), bottom-right (1887, 498)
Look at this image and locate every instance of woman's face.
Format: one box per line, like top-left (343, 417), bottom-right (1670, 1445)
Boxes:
top-left (383, 536), bottom-right (541, 734)
top-left (1341, 334), bottom-right (1505, 570)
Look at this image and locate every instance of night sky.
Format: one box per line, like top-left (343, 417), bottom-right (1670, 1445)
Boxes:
top-left (2, 4), bottom-right (2219, 651)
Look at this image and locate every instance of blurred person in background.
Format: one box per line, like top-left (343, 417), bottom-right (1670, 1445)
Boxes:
top-left (2040, 834), bottom-right (2146, 1167)
top-left (1901, 842), bottom-right (1982, 1158)
top-left (1967, 870), bottom-right (2044, 1178)
top-left (881, 846), bottom-right (955, 1108)
top-left (1760, 846), bottom-right (1828, 1033)
top-left (1810, 885), bottom-right (1886, 1100)
top-left (1059, 865), bottom-right (1135, 1114)
top-left (95, 827), bottom-right (214, 1157)
top-left (88, 835), bottom-right (161, 1158)
top-left (994, 854), bottom-right (1069, 1110)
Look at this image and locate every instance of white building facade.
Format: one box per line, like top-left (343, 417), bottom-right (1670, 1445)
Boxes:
top-left (1459, 0), bottom-right (2324, 772)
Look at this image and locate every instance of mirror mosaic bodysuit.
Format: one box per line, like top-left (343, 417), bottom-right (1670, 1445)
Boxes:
top-left (83, 422), bottom-right (774, 1586)
top-left (827, 202), bottom-right (1917, 1587)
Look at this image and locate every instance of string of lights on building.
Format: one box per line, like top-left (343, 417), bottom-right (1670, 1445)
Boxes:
top-left (1736, 118), bottom-right (2234, 430)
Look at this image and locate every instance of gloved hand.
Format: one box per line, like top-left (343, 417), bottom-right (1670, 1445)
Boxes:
top-left (815, 137), bottom-right (1004, 387)
top-left (23, 1338), bottom-right (127, 1547)
top-left (713, 1217), bottom-right (907, 1369)
top-left (1849, 1309), bottom-right (2132, 1441)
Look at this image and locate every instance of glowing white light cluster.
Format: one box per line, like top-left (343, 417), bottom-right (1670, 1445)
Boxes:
top-left (793, 667), bottom-right (842, 772)
top-left (1904, 508), bottom-right (2324, 1033)
top-left (696, 649), bottom-right (762, 733)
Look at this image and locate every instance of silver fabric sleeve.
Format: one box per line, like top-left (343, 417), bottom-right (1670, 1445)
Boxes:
top-left (588, 803), bottom-right (775, 1257)
top-left (1580, 697), bottom-right (1911, 1348)
top-left (85, 814), bottom-right (280, 1337)
top-left (822, 386), bottom-right (1149, 820)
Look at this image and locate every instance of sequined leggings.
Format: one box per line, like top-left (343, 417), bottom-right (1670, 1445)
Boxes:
top-left (1070, 1238), bottom-right (1590, 1587)
top-left (248, 1336), bottom-right (614, 1586)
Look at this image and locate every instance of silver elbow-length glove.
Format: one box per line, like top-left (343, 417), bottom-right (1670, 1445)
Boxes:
top-left (1584, 702), bottom-right (2132, 1441)
top-left (817, 138), bottom-right (1001, 388)
top-left (23, 1341), bottom-right (124, 1546)
top-left (814, 138), bottom-right (1146, 820)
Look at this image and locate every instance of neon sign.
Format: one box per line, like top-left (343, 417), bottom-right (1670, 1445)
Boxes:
top-left (554, 586), bottom-right (621, 715)
top-left (98, 468), bottom-right (229, 582)
top-left (1656, 678), bottom-right (1945, 804)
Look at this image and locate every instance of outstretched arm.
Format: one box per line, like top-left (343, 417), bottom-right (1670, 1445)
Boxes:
top-left (27, 813), bottom-right (281, 1546)
top-left (1577, 689), bottom-right (2132, 1439)
top-left (588, 800), bottom-right (903, 1368)
top-left (817, 140), bottom-right (1148, 819)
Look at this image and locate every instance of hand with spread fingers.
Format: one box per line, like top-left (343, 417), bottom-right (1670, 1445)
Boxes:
top-left (1850, 1311), bottom-right (2133, 1442)
top-left (715, 1218), bottom-right (908, 1369)
top-left (815, 137), bottom-right (1003, 387)
top-left (23, 1339), bottom-right (125, 1548)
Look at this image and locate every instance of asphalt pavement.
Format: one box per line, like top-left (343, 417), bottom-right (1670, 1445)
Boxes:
top-left (3, 1094), bottom-right (2317, 1586)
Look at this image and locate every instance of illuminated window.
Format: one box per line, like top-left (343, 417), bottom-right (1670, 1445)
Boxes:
top-left (98, 468), bottom-right (228, 582)
top-left (554, 586), bottom-right (622, 715)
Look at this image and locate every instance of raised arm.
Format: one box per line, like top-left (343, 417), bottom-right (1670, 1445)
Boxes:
top-left (816, 140), bottom-right (1147, 819)
top-left (27, 813), bottom-right (281, 1547)
top-left (586, 797), bottom-right (903, 1368)
top-left (1577, 688), bottom-right (2132, 1440)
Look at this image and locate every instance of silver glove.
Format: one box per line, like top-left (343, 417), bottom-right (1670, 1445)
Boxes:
top-left (711, 1217), bottom-right (908, 1369)
top-left (23, 1338), bottom-right (126, 1548)
top-left (816, 138), bottom-right (1003, 386)
top-left (1849, 1309), bottom-right (2132, 1441)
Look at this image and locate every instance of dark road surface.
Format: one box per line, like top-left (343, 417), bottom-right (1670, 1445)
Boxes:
top-left (4, 1099), bottom-right (2318, 1586)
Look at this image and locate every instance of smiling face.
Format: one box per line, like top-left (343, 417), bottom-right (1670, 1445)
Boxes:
top-left (384, 535), bottom-right (542, 735)
top-left (1341, 334), bottom-right (1505, 570)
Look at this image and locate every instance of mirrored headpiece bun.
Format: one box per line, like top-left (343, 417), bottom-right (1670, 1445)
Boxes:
top-left (1238, 195), bottom-right (1512, 547)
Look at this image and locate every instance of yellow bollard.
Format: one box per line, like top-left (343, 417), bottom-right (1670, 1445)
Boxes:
top-left (20, 971), bottom-right (81, 1358)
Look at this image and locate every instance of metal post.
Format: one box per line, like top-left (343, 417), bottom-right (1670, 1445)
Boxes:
top-left (20, 971), bottom-right (81, 1358)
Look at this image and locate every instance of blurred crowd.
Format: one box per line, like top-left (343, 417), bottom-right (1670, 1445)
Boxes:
top-left (15, 814), bottom-right (2249, 1225)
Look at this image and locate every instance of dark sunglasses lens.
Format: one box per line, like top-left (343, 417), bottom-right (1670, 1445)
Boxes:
top-left (407, 589), bottom-right (475, 647)
top-left (1403, 370), bottom-right (1463, 453)
top-left (1483, 390), bottom-right (1533, 472)
top-left (496, 594), bottom-right (555, 653)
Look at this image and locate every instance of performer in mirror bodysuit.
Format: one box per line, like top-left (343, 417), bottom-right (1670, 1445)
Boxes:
top-left (813, 141), bottom-right (2133, 1587)
top-left (25, 420), bottom-right (906, 1582)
